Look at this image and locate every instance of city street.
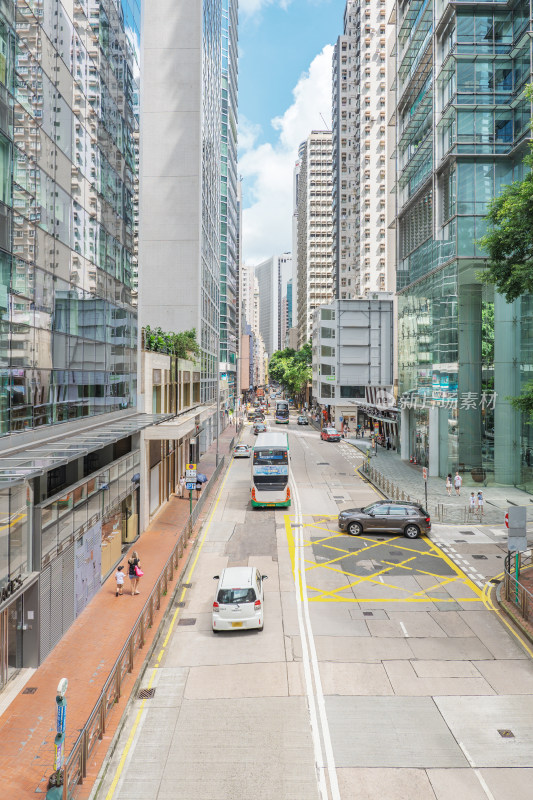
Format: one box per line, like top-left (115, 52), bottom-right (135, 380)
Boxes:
top-left (94, 411), bottom-right (533, 800)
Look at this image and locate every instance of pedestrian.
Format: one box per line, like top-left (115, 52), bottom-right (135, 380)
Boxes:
top-left (386, 436), bottom-right (391, 450)
top-left (469, 492), bottom-right (476, 515)
top-left (115, 565), bottom-right (125, 597)
top-left (128, 551), bottom-right (142, 596)
top-left (195, 478), bottom-right (202, 500)
top-left (477, 490), bottom-right (484, 516)
top-left (445, 473), bottom-right (452, 496)
top-left (454, 471), bottom-right (462, 496)
top-left (178, 474), bottom-right (186, 498)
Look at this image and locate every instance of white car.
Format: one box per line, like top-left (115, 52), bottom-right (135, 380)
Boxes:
top-left (234, 444), bottom-right (251, 458)
top-left (212, 567), bottom-right (267, 632)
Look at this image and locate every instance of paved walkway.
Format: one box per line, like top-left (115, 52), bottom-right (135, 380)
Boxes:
top-left (346, 437), bottom-right (533, 525)
top-left (0, 423), bottom-right (239, 798)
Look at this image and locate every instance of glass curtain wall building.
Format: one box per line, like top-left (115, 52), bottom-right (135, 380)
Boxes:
top-left (0, 0), bottom-right (149, 690)
top-left (395, 0), bottom-right (533, 489)
top-left (219, 0), bottom-right (239, 409)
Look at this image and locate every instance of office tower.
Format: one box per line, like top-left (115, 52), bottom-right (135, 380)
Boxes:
top-left (0, 0), bottom-right (150, 684)
top-left (219, 0), bottom-right (239, 410)
top-left (332, 0), bottom-right (393, 299)
top-left (140, 0), bottom-right (222, 408)
top-left (255, 253), bottom-right (292, 358)
top-left (394, 0), bottom-right (533, 488)
top-left (291, 143), bottom-right (305, 336)
top-left (296, 131), bottom-right (334, 346)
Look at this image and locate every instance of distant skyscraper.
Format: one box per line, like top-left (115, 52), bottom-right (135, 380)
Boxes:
top-left (255, 254), bottom-right (292, 358)
top-left (140, 0), bottom-right (222, 407)
top-left (332, 0), bottom-right (394, 298)
top-left (219, 0), bottom-right (239, 408)
top-left (296, 131), bottom-right (334, 345)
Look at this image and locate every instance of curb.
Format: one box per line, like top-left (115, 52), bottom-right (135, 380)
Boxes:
top-left (87, 451), bottom-right (232, 800)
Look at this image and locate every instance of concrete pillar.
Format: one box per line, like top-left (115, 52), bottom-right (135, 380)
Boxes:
top-left (438, 406), bottom-right (450, 477)
top-left (494, 293), bottom-right (521, 485)
top-left (428, 406), bottom-right (439, 476)
top-left (400, 407), bottom-right (410, 460)
top-left (458, 284), bottom-right (482, 470)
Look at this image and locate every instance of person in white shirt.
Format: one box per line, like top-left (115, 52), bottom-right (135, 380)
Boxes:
top-left (115, 566), bottom-right (124, 597)
top-left (179, 475), bottom-right (186, 499)
top-left (454, 471), bottom-right (462, 496)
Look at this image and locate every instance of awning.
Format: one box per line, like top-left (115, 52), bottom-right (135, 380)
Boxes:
top-left (0, 412), bottom-right (174, 488)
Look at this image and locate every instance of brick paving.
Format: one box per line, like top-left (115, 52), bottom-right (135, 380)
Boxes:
top-left (0, 423), bottom-right (238, 798)
top-left (346, 436), bottom-right (533, 525)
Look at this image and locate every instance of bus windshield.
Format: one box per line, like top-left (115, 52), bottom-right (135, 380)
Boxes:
top-left (253, 449), bottom-right (289, 465)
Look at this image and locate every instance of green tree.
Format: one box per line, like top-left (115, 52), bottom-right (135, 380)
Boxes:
top-left (268, 343), bottom-right (311, 397)
top-left (144, 326), bottom-right (200, 359)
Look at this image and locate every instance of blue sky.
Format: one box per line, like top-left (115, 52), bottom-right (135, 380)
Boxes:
top-left (239, 0), bottom-right (346, 263)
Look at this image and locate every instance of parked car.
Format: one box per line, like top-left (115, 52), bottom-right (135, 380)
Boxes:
top-left (247, 411), bottom-right (255, 421)
top-left (234, 444), bottom-right (251, 458)
top-left (253, 422), bottom-right (267, 434)
top-left (212, 567), bottom-right (268, 632)
top-left (321, 427), bottom-right (341, 442)
top-left (338, 501), bottom-right (431, 539)
top-left (297, 415), bottom-right (309, 426)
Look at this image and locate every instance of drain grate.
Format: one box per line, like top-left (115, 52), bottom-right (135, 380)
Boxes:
top-left (182, 583), bottom-right (192, 588)
top-left (498, 729), bottom-right (514, 738)
top-left (459, 531), bottom-right (475, 535)
top-left (333, 496), bottom-right (344, 500)
top-left (455, 540), bottom-right (467, 543)
top-left (317, 462), bottom-right (329, 465)
top-left (22, 687), bottom-right (37, 695)
top-left (176, 601), bottom-right (186, 607)
top-left (472, 554), bottom-right (488, 560)
top-left (138, 688), bottom-right (156, 700)
top-left (178, 618), bottom-right (196, 626)
top-left (291, 523), bottom-right (302, 528)
top-left (363, 611), bottom-right (374, 617)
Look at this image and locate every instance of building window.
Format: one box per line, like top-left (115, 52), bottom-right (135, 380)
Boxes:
top-left (340, 386), bottom-right (365, 399)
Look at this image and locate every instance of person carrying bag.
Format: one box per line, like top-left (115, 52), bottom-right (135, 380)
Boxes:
top-left (128, 550), bottom-right (143, 596)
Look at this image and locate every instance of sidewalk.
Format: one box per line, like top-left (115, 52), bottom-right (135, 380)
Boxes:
top-left (0, 423), bottom-right (238, 798)
top-left (346, 436), bottom-right (533, 525)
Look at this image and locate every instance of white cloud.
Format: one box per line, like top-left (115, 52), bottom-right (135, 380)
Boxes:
top-left (240, 44), bottom-right (333, 265)
top-left (240, 0), bottom-right (291, 18)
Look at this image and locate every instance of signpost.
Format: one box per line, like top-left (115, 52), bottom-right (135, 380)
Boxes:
top-left (46, 678), bottom-right (68, 799)
top-left (186, 463), bottom-right (197, 515)
top-left (422, 467), bottom-right (428, 512)
top-left (507, 506), bottom-right (527, 604)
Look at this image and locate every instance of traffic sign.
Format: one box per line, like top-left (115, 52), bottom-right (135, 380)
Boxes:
top-left (422, 467), bottom-right (427, 481)
top-left (186, 482), bottom-right (195, 491)
top-left (505, 512), bottom-right (509, 529)
top-left (185, 469), bottom-right (196, 478)
top-left (186, 463), bottom-right (196, 471)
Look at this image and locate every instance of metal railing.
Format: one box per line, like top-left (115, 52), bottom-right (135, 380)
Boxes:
top-left (59, 456), bottom-right (225, 799)
top-left (504, 550), bottom-right (533, 624)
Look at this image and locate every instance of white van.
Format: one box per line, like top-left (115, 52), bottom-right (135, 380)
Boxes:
top-left (212, 567), bottom-right (268, 632)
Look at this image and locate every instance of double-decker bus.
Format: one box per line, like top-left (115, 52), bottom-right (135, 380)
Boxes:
top-left (251, 432), bottom-right (291, 507)
top-left (275, 399), bottom-right (289, 424)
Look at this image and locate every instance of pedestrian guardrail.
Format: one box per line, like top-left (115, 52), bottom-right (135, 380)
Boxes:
top-left (503, 550), bottom-right (533, 624)
top-left (60, 456), bottom-right (225, 799)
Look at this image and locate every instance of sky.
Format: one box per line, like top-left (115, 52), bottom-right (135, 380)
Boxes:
top-left (239, 0), bottom-right (346, 265)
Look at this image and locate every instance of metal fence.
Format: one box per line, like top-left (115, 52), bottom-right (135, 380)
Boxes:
top-left (504, 550), bottom-right (533, 624)
top-left (59, 456), bottom-right (226, 799)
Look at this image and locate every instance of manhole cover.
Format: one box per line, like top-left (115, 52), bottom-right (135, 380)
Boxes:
top-left (182, 583), bottom-right (192, 588)
top-left (472, 554), bottom-right (488, 560)
top-left (22, 687), bottom-right (37, 695)
top-left (363, 611), bottom-right (373, 617)
top-left (459, 531), bottom-right (475, 535)
top-left (176, 601), bottom-right (186, 607)
top-left (498, 729), bottom-right (514, 738)
top-left (138, 688), bottom-right (156, 699)
top-left (178, 618), bottom-right (196, 626)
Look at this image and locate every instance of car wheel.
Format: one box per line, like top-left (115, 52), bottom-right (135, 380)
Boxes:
top-left (404, 524), bottom-right (420, 539)
top-left (347, 521), bottom-right (363, 536)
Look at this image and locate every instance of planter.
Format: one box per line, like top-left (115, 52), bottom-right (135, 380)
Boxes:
top-left (471, 467), bottom-right (486, 483)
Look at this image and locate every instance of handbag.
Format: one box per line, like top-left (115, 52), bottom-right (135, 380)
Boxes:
top-left (134, 565), bottom-right (144, 577)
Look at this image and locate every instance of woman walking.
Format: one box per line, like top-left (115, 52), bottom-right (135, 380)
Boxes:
top-left (128, 551), bottom-right (142, 596)
top-left (445, 474), bottom-right (452, 496)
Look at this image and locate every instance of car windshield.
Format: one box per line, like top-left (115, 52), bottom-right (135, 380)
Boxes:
top-left (235, 446), bottom-right (248, 451)
top-left (326, 429), bottom-right (337, 434)
top-left (217, 587), bottom-right (256, 604)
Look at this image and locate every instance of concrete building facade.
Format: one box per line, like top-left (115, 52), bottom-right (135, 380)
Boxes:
top-left (332, 0), bottom-right (394, 299)
top-left (296, 131), bottom-right (334, 346)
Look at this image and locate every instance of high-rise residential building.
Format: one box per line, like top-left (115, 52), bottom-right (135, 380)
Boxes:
top-left (140, 0), bottom-right (221, 412)
top-left (296, 131), bottom-right (334, 346)
top-left (0, 0), bottom-right (164, 686)
top-left (219, 0), bottom-right (239, 410)
top-left (332, 0), bottom-right (394, 300)
top-left (255, 253), bottom-right (292, 358)
top-left (291, 143), bottom-right (305, 332)
top-left (394, 0), bottom-right (533, 489)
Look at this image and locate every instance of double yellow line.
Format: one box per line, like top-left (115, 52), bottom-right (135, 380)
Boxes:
top-left (104, 456), bottom-right (234, 800)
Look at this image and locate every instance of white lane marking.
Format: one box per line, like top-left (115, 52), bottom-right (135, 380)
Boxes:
top-left (457, 740), bottom-right (496, 800)
top-left (399, 621), bottom-right (409, 637)
top-left (290, 437), bottom-right (341, 800)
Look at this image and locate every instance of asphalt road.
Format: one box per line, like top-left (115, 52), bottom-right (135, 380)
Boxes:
top-left (94, 412), bottom-right (533, 800)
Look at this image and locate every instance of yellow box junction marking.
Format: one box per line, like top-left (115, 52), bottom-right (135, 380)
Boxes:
top-left (284, 514), bottom-right (483, 604)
